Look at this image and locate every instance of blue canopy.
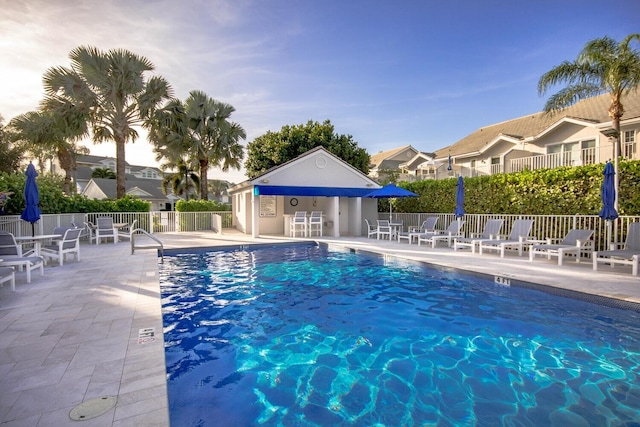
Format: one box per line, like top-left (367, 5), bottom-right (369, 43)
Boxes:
top-left (21, 163), bottom-right (41, 236)
top-left (364, 184), bottom-right (418, 199)
top-left (599, 162), bottom-right (618, 221)
top-left (365, 184), bottom-right (418, 219)
top-left (454, 176), bottom-right (465, 218)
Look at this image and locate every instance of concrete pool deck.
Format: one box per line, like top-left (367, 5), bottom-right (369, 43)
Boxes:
top-left (0, 231), bottom-right (638, 426)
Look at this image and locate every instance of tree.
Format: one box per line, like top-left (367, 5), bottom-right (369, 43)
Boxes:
top-left (538, 34), bottom-right (640, 209)
top-left (0, 115), bottom-right (23, 173)
top-left (160, 157), bottom-right (200, 201)
top-left (10, 109), bottom-right (87, 194)
top-left (208, 179), bottom-right (230, 200)
top-left (91, 167), bottom-right (116, 179)
top-left (150, 91), bottom-right (245, 200)
top-left (42, 46), bottom-right (173, 198)
top-left (245, 119), bottom-right (370, 178)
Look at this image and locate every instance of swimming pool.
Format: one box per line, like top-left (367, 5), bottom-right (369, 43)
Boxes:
top-left (159, 243), bottom-right (640, 426)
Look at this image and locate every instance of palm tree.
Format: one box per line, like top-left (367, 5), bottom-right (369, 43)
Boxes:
top-left (150, 91), bottom-right (245, 200)
top-left (91, 167), bottom-right (116, 179)
top-left (42, 46), bottom-right (173, 198)
top-left (0, 115), bottom-right (24, 173)
top-left (208, 179), bottom-right (230, 201)
top-left (10, 109), bottom-right (86, 194)
top-left (538, 34), bottom-right (640, 209)
top-left (160, 157), bottom-right (200, 201)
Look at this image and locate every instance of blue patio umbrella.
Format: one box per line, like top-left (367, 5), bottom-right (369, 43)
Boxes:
top-left (365, 184), bottom-right (418, 219)
top-left (21, 163), bottom-right (41, 236)
top-left (599, 162), bottom-right (618, 248)
top-left (454, 176), bottom-right (465, 218)
top-left (599, 162), bottom-right (618, 221)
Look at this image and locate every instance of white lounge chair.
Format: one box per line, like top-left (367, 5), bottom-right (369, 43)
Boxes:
top-left (376, 220), bottom-right (392, 240)
top-left (593, 222), bottom-right (640, 276)
top-left (453, 219), bottom-right (504, 253)
top-left (95, 217), bottom-right (117, 245)
top-left (290, 211), bottom-right (307, 237)
top-left (308, 212), bottom-right (323, 237)
top-left (417, 220), bottom-right (465, 248)
top-left (40, 227), bottom-right (83, 266)
top-left (479, 219), bottom-right (534, 257)
top-left (0, 231), bottom-right (44, 284)
top-left (529, 229), bottom-right (594, 265)
top-left (0, 266), bottom-right (16, 292)
top-left (398, 216), bottom-right (439, 244)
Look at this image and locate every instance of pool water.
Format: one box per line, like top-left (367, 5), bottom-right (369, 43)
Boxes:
top-left (159, 243), bottom-right (640, 426)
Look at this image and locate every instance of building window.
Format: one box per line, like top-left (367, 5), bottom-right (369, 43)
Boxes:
top-left (581, 140), bottom-right (596, 165)
top-left (547, 142), bottom-right (578, 167)
top-left (490, 157), bottom-right (501, 174)
top-left (624, 130), bottom-right (636, 159)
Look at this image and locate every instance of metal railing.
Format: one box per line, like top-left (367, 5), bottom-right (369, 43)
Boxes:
top-left (383, 212), bottom-right (640, 252)
top-left (0, 211), bottom-right (234, 236)
top-left (509, 148), bottom-right (599, 173)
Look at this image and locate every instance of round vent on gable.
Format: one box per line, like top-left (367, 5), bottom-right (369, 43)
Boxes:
top-left (315, 156), bottom-right (327, 168)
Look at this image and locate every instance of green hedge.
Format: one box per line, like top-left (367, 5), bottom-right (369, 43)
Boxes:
top-left (393, 160), bottom-right (640, 216)
top-left (0, 172), bottom-right (149, 214)
top-left (175, 199), bottom-right (230, 212)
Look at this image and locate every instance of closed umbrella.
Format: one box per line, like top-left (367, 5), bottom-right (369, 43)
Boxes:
top-left (599, 162), bottom-right (618, 221)
top-left (364, 184), bottom-right (418, 220)
top-left (599, 162), bottom-right (618, 247)
top-left (21, 163), bottom-right (41, 236)
top-left (454, 176), bottom-right (465, 218)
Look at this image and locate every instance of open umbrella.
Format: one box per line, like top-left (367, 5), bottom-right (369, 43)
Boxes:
top-left (599, 162), bottom-right (618, 247)
top-left (454, 176), bottom-right (465, 218)
top-left (21, 163), bottom-right (41, 236)
top-left (364, 184), bottom-right (418, 220)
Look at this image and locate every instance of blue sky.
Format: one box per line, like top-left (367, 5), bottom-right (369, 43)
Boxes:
top-left (1, 0), bottom-right (638, 182)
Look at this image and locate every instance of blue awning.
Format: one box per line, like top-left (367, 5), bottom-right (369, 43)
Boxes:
top-left (253, 185), bottom-right (376, 197)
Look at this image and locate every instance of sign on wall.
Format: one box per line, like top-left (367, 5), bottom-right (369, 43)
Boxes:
top-left (259, 195), bottom-right (277, 217)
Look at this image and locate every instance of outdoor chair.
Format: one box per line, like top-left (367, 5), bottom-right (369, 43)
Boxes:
top-left (0, 231), bottom-right (44, 284)
top-left (95, 217), bottom-right (117, 245)
top-left (453, 219), bottom-right (504, 253)
top-left (308, 212), bottom-right (323, 237)
top-left (40, 227), bottom-right (83, 266)
top-left (0, 266), bottom-right (16, 292)
top-left (417, 220), bottom-right (465, 248)
top-left (529, 229), bottom-right (594, 266)
top-left (84, 221), bottom-right (96, 243)
top-left (479, 219), bottom-right (534, 257)
top-left (376, 220), bottom-right (392, 240)
top-left (365, 219), bottom-right (378, 238)
top-left (593, 222), bottom-right (640, 276)
top-left (117, 219), bottom-right (138, 241)
top-left (398, 216), bottom-right (439, 244)
top-left (290, 211), bottom-right (307, 237)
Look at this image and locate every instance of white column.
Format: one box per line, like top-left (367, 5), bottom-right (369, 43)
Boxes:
top-left (252, 191), bottom-right (260, 238)
top-left (332, 196), bottom-right (340, 237)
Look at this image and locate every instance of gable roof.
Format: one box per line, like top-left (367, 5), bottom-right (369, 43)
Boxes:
top-left (435, 90), bottom-right (640, 159)
top-left (230, 146), bottom-right (380, 197)
top-left (83, 178), bottom-right (169, 200)
top-left (369, 145), bottom-right (417, 169)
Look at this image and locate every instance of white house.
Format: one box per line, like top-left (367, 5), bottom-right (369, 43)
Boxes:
top-left (229, 147), bottom-right (381, 238)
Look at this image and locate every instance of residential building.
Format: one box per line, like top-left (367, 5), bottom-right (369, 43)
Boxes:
top-left (401, 91), bottom-right (640, 180)
top-left (369, 145), bottom-right (434, 182)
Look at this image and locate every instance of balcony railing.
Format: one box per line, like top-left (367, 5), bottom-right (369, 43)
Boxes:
top-left (509, 147), bottom-right (599, 173)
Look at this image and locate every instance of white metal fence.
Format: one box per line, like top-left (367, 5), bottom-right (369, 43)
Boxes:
top-left (382, 212), bottom-right (640, 252)
top-left (1, 211), bottom-right (638, 252)
top-left (0, 211), bottom-right (234, 236)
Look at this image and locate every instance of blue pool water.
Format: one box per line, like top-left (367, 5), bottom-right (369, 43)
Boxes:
top-left (159, 243), bottom-right (640, 426)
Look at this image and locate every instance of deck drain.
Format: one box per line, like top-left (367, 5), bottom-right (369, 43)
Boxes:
top-left (69, 396), bottom-right (117, 421)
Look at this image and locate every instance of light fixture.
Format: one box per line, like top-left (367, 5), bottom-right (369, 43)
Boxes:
top-left (602, 128), bottom-right (619, 138)
top-left (260, 179), bottom-right (269, 183)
